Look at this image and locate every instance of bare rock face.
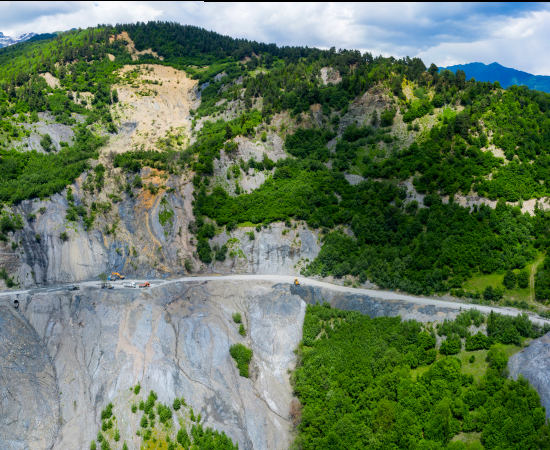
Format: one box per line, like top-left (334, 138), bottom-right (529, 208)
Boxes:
top-left (0, 280), bottom-right (306, 450)
top-left (212, 223), bottom-right (321, 275)
top-left (509, 332), bottom-right (550, 416)
top-left (288, 283), bottom-right (461, 323)
top-left (0, 305), bottom-right (60, 450)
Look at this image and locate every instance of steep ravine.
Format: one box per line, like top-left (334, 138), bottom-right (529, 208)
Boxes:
top-left (1, 279), bottom-right (474, 450)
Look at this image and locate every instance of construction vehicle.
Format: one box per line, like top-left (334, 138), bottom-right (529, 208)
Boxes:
top-left (108, 272), bottom-right (125, 281)
top-left (123, 282), bottom-right (136, 288)
top-left (294, 278), bottom-right (300, 286)
top-left (139, 282), bottom-right (150, 288)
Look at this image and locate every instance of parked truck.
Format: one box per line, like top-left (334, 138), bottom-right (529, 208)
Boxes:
top-left (139, 282), bottom-right (150, 288)
top-left (123, 282), bottom-right (136, 288)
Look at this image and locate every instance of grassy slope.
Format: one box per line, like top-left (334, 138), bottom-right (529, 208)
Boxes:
top-left (462, 251), bottom-right (546, 307)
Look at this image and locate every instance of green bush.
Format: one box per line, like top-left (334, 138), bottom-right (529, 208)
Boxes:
top-left (229, 343), bottom-right (253, 377)
top-left (503, 270), bottom-right (517, 289)
top-left (140, 415), bottom-right (148, 428)
top-left (439, 336), bottom-right (461, 355)
top-left (465, 331), bottom-right (491, 351)
top-left (232, 312), bottom-right (242, 323)
top-left (517, 270), bottom-right (529, 289)
top-left (100, 403), bottom-right (113, 420)
top-left (238, 323), bottom-right (246, 336)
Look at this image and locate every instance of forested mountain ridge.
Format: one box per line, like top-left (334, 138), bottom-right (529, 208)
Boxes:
top-left (1, 22), bottom-right (550, 308)
top-left (442, 62), bottom-right (550, 93)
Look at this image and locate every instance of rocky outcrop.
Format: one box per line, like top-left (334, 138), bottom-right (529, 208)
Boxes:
top-left (0, 304), bottom-right (60, 450)
top-left (0, 280), bottom-right (307, 450)
top-left (212, 223), bottom-right (321, 276)
top-left (288, 283), bottom-right (461, 323)
top-left (509, 332), bottom-right (550, 416)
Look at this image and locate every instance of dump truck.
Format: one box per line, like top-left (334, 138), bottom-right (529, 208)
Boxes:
top-left (139, 282), bottom-right (150, 288)
top-left (294, 278), bottom-right (300, 286)
top-left (123, 282), bottom-right (136, 288)
top-left (108, 272), bottom-right (125, 281)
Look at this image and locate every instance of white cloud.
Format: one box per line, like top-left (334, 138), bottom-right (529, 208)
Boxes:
top-left (0, 2), bottom-right (549, 74)
top-left (418, 9), bottom-right (550, 74)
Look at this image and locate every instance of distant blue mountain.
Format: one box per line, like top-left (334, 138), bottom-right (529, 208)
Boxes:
top-left (440, 62), bottom-right (550, 93)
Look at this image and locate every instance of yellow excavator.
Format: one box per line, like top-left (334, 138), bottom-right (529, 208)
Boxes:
top-left (294, 278), bottom-right (300, 286)
top-left (108, 272), bottom-right (125, 281)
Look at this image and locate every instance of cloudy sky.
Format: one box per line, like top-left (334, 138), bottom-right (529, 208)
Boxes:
top-left (1, 2), bottom-right (548, 74)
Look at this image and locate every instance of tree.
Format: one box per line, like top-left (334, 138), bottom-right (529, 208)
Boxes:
top-left (98, 272), bottom-right (108, 287)
top-left (517, 270), bottom-right (529, 289)
top-left (40, 133), bottom-right (53, 152)
top-left (428, 63), bottom-right (439, 76)
top-left (483, 285), bottom-right (494, 300)
top-left (503, 270), bottom-right (516, 290)
top-left (371, 110), bottom-right (379, 126)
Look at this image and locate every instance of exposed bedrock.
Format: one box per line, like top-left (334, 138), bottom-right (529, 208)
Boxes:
top-left (509, 332), bottom-right (550, 416)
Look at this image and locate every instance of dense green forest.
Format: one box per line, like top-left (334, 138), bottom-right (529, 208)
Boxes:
top-left (292, 304), bottom-right (550, 450)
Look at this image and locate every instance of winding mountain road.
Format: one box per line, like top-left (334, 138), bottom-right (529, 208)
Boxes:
top-left (2, 274), bottom-right (550, 324)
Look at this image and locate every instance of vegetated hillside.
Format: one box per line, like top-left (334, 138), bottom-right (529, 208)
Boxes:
top-left (442, 62), bottom-right (550, 93)
top-left (2, 22), bottom-right (550, 306)
top-left (3, 21), bottom-right (550, 450)
top-left (292, 303), bottom-right (550, 450)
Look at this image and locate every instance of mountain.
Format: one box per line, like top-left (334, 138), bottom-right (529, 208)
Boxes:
top-left (1, 23), bottom-right (550, 450)
top-left (27, 32), bottom-right (56, 43)
top-left (441, 61), bottom-right (550, 92)
top-left (0, 31), bottom-right (36, 47)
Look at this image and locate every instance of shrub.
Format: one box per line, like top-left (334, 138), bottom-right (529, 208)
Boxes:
top-left (173, 398), bottom-right (181, 411)
top-left (90, 441), bottom-right (97, 450)
top-left (229, 343), bottom-right (253, 377)
top-left (465, 331), bottom-right (491, 351)
top-left (100, 403), bottom-right (113, 420)
top-left (518, 271), bottom-right (529, 289)
top-left (60, 231), bottom-right (69, 241)
top-left (40, 133), bottom-right (53, 152)
top-left (503, 270), bottom-right (516, 289)
top-left (486, 345), bottom-right (509, 377)
top-left (233, 312), bottom-right (242, 323)
top-left (140, 415), bottom-right (148, 428)
top-left (439, 336), bottom-right (461, 355)
top-left (239, 323), bottom-right (246, 336)
top-left (177, 429), bottom-right (191, 448)
top-left (157, 403), bottom-right (172, 424)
